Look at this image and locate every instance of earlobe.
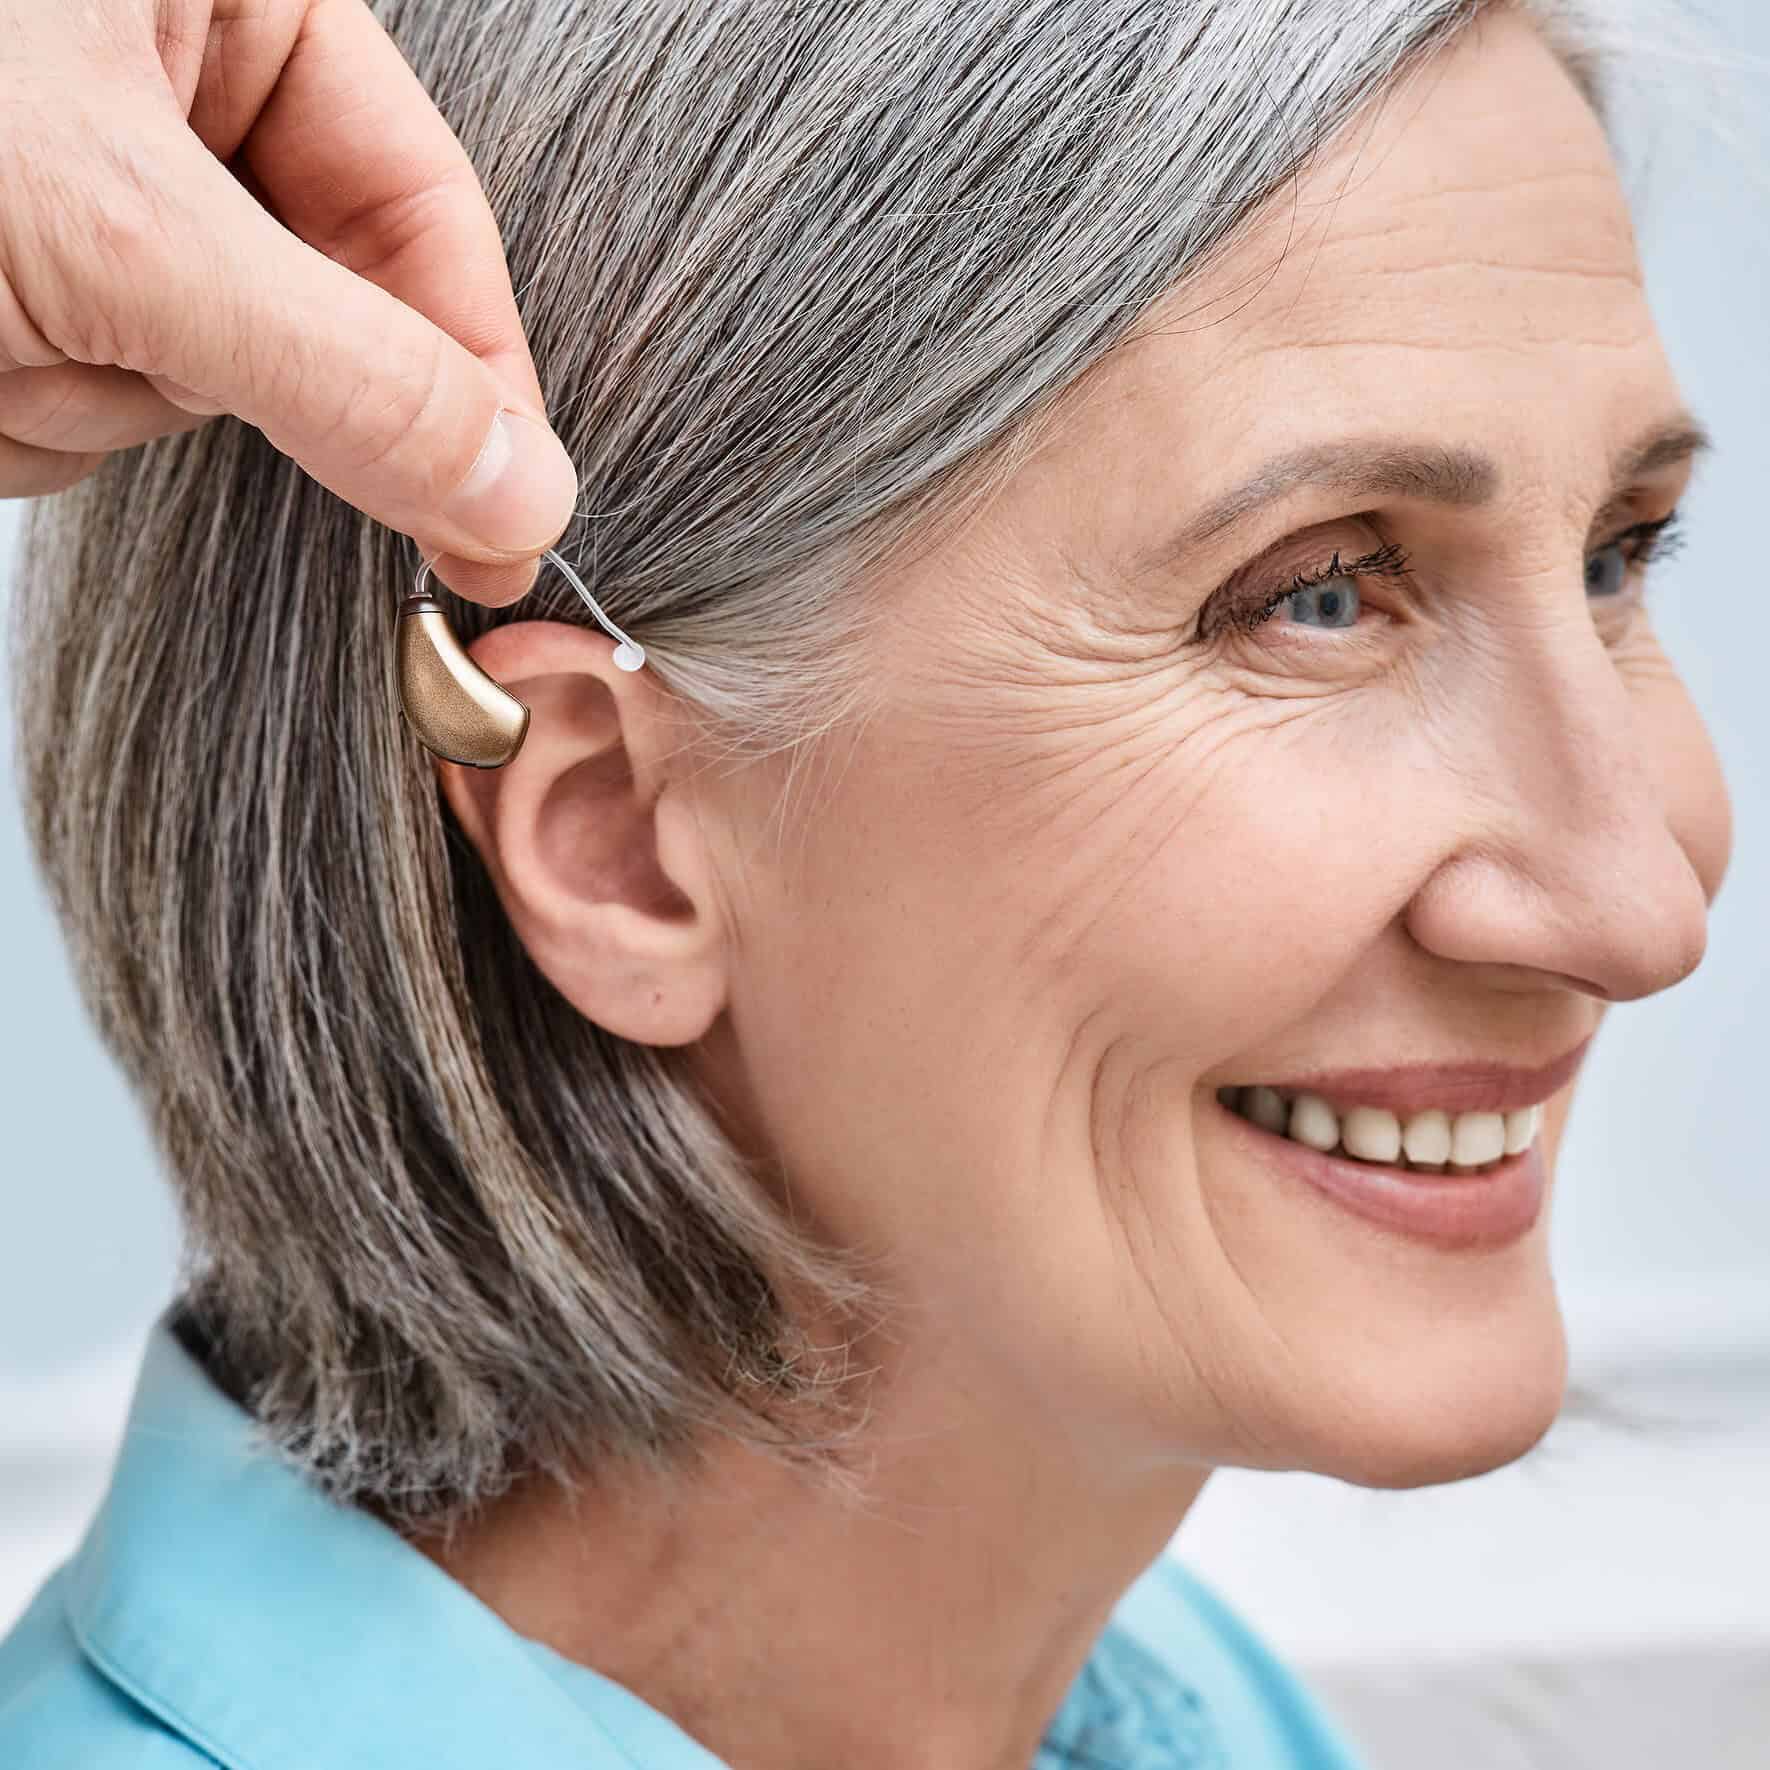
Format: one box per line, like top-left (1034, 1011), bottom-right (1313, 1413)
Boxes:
top-left (433, 620), bottom-right (729, 1048)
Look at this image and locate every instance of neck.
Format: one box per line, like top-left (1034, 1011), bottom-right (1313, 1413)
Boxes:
top-left (396, 1328), bottom-right (1214, 1770)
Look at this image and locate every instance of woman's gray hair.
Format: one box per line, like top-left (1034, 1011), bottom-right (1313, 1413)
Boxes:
top-left (10, 0), bottom-right (1634, 1538)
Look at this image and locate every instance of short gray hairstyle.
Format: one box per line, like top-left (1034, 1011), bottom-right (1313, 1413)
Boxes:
top-left (12, 0), bottom-right (1621, 1536)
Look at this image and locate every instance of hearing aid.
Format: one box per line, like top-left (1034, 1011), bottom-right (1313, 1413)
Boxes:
top-left (396, 546), bottom-right (645, 769)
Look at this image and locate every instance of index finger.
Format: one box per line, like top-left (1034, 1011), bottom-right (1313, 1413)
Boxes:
top-left (190, 0), bottom-right (564, 595)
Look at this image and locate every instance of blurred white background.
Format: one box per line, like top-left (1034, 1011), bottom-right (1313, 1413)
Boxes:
top-left (2, 7), bottom-right (1766, 1763)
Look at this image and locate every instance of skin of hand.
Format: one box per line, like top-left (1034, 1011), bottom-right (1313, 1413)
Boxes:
top-left (0, 0), bottom-right (578, 606)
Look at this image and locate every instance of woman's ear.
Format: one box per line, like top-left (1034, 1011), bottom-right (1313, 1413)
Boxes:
top-left (433, 619), bottom-right (729, 1048)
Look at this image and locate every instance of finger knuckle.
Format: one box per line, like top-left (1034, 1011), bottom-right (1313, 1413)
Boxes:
top-left (0, 256), bottom-right (62, 371)
top-left (14, 129), bottom-right (194, 372)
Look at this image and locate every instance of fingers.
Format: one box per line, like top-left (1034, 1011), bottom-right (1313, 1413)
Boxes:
top-left (69, 133), bottom-right (578, 594)
top-left (0, 361), bottom-right (212, 498)
top-left (0, 0), bottom-right (575, 603)
top-left (418, 551), bottom-right (543, 608)
top-left (141, 373), bottom-right (228, 416)
top-left (224, 0), bottom-right (570, 601)
top-left (236, 0), bottom-right (549, 412)
top-left (2, 360), bottom-right (212, 454)
top-left (0, 432), bottom-right (105, 499)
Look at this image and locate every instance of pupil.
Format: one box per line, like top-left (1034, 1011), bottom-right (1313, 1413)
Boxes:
top-left (1587, 545), bottom-right (1626, 596)
top-left (1318, 588), bottom-right (1342, 619)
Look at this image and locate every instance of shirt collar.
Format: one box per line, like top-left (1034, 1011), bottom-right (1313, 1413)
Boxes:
top-left (61, 1302), bottom-right (726, 1770)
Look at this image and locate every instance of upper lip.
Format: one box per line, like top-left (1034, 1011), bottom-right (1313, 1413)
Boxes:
top-left (1232, 1035), bottom-right (1593, 1118)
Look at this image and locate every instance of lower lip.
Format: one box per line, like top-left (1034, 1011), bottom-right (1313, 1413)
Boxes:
top-left (1217, 1100), bottom-right (1547, 1248)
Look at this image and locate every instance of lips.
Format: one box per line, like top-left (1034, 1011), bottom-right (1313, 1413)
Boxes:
top-left (1206, 1035), bottom-right (1589, 1246)
top-left (1227, 1034), bottom-right (1592, 1119)
top-left (1218, 1098), bottom-right (1550, 1246)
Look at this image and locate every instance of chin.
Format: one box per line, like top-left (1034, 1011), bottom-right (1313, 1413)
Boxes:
top-left (1298, 1283), bottom-right (1571, 1491)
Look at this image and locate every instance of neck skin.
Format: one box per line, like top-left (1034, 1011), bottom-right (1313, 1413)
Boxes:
top-left (399, 1323), bottom-right (1214, 1770)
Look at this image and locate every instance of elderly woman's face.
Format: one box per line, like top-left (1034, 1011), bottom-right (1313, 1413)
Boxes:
top-left (693, 8), bottom-right (1731, 1486)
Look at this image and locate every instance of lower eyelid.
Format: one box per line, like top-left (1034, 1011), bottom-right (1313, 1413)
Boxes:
top-left (1273, 615), bottom-right (1386, 638)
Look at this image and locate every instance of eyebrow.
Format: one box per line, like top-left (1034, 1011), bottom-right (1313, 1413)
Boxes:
top-left (1130, 411), bottom-right (1715, 576)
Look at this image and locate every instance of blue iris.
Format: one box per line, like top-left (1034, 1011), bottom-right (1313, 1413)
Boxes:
top-left (1281, 580), bottom-right (1360, 627)
top-left (1585, 540), bottom-right (1630, 597)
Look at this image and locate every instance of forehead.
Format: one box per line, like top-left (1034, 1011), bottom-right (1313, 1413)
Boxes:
top-left (1041, 9), bottom-right (1670, 524)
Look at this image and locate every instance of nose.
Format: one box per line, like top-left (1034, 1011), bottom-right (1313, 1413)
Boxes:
top-left (1404, 610), bottom-right (1711, 1003)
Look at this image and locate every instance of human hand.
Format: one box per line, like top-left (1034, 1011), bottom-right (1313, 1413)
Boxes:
top-left (0, 0), bottom-right (577, 605)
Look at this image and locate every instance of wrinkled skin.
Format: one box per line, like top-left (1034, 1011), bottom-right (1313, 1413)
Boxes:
top-left (432, 12), bottom-right (1732, 1770)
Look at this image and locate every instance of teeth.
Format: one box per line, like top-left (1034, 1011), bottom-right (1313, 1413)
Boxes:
top-left (1450, 1111), bottom-right (1505, 1167)
top-left (1401, 1108), bottom-right (1451, 1166)
top-left (1225, 1086), bottom-right (1545, 1172)
top-left (1288, 1092), bottom-right (1339, 1152)
top-left (1342, 1106), bottom-right (1401, 1164)
top-left (1243, 1086), bottom-right (1289, 1136)
top-left (1504, 1105), bottom-right (1542, 1154)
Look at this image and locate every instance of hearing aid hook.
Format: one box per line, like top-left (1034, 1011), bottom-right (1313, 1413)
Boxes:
top-left (395, 547), bottom-right (645, 769)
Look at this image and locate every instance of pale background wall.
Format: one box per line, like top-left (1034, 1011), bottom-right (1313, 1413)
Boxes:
top-left (2, 6), bottom-right (1766, 1760)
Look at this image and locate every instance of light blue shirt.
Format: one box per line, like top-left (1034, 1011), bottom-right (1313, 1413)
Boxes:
top-left (0, 1303), bottom-right (1370, 1768)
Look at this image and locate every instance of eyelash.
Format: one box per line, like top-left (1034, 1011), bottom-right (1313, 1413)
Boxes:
top-left (1217, 510), bottom-right (1688, 634)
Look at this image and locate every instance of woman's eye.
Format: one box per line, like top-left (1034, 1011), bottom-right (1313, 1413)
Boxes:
top-left (1585, 538), bottom-right (1621, 594)
top-left (1210, 540), bottom-right (1411, 640)
top-left (1586, 511), bottom-right (1686, 599)
top-left (1277, 579), bottom-right (1361, 628)
top-left (1207, 514), bottom-right (1684, 646)
top-left (1585, 538), bottom-right (1633, 598)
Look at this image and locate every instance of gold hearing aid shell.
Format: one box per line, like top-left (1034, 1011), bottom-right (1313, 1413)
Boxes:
top-left (396, 592), bottom-right (530, 769)
top-left (396, 546), bottom-right (644, 768)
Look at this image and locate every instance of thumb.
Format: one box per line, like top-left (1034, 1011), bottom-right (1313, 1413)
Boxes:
top-left (117, 138), bottom-right (578, 567)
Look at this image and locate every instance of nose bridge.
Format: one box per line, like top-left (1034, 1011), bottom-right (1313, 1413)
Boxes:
top-left (1438, 608), bottom-right (1709, 1000)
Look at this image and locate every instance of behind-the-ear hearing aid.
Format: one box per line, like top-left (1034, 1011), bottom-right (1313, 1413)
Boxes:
top-left (396, 546), bottom-right (645, 769)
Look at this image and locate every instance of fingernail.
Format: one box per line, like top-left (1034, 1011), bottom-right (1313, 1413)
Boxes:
top-left (445, 408), bottom-right (578, 553)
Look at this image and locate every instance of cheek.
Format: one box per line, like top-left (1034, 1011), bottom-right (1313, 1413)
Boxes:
top-left (1055, 692), bottom-right (1441, 1058)
top-left (1541, 1080), bottom-right (1579, 1172)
